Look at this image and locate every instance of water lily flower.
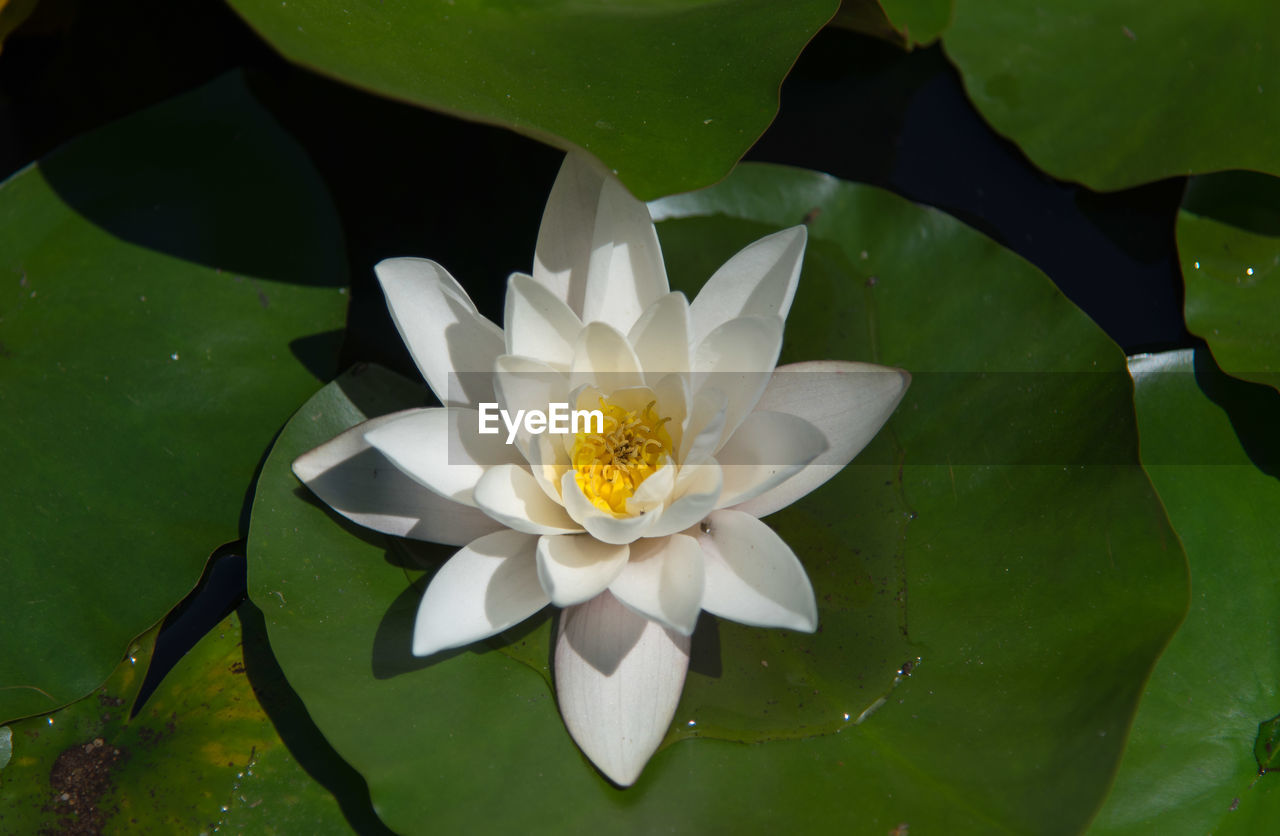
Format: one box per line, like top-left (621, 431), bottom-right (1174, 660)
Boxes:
top-left (294, 154), bottom-right (910, 786)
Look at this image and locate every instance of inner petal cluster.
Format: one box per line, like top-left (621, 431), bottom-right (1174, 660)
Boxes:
top-left (571, 396), bottom-right (672, 515)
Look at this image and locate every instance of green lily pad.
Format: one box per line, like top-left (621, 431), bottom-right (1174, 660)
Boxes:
top-left (222, 0), bottom-right (836, 201)
top-left (249, 163), bottom-right (1186, 833)
top-left (0, 73), bottom-right (348, 723)
top-left (938, 2), bottom-right (1280, 189)
top-left (0, 606), bottom-right (375, 834)
top-left (1088, 349), bottom-right (1280, 835)
top-left (868, 0), bottom-right (951, 46)
top-left (1178, 171), bottom-right (1280, 392)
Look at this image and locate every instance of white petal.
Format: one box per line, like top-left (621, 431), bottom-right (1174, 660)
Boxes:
top-left (364, 408), bottom-right (522, 507)
top-left (645, 460), bottom-right (722, 538)
top-left (536, 534), bottom-right (629, 606)
top-left (473, 464), bottom-right (582, 535)
top-left (715, 411), bottom-right (828, 508)
top-left (625, 461), bottom-right (675, 514)
top-left (689, 226), bottom-right (807, 345)
top-left (678, 388), bottom-right (727, 465)
top-left (532, 153), bottom-right (606, 316)
top-left (561, 470), bottom-right (659, 544)
top-left (374, 258), bottom-right (504, 407)
top-left (628, 292), bottom-right (692, 379)
top-left (293, 410), bottom-right (503, 546)
top-left (693, 315), bottom-right (782, 448)
top-left (571, 321), bottom-right (646, 392)
top-left (504, 272), bottom-right (583, 368)
top-left (697, 509), bottom-right (817, 632)
top-left (526, 432), bottom-right (570, 504)
top-left (492, 355), bottom-right (571, 456)
top-left (609, 534), bottom-right (705, 635)
top-left (652, 372), bottom-right (690, 453)
top-left (555, 591), bottom-right (690, 786)
top-left (734, 361), bottom-right (911, 518)
top-left (413, 530), bottom-right (548, 656)
top-left (581, 174), bottom-right (670, 332)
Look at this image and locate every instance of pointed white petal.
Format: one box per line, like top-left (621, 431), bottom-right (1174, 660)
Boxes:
top-left (570, 321), bottom-right (646, 392)
top-left (628, 291), bottom-right (692, 379)
top-left (474, 464), bottom-right (582, 535)
top-left (734, 361), bottom-right (910, 517)
top-left (364, 408), bottom-right (522, 507)
top-left (526, 432), bottom-right (570, 504)
top-left (492, 355), bottom-right (570, 456)
top-left (374, 258), bottom-right (504, 407)
top-left (413, 530), bottom-right (548, 656)
top-left (716, 411), bottom-right (828, 508)
top-left (293, 410), bottom-right (503, 546)
top-left (533, 153), bottom-right (607, 316)
top-left (693, 315), bottom-right (782, 449)
top-left (689, 226), bottom-right (807, 345)
top-left (625, 461), bottom-right (675, 514)
top-left (536, 534), bottom-right (629, 606)
top-left (582, 175), bottom-right (669, 332)
top-left (652, 372), bottom-right (690, 453)
top-left (697, 509), bottom-right (817, 632)
top-left (609, 534), bottom-right (705, 636)
top-left (645, 460), bottom-right (722, 538)
top-left (678, 388), bottom-right (727, 465)
top-left (560, 470), bottom-right (659, 544)
top-left (555, 591), bottom-right (690, 786)
top-left (504, 273), bottom-right (583, 368)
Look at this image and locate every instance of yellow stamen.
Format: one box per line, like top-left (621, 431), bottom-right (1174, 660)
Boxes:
top-left (571, 396), bottom-right (672, 515)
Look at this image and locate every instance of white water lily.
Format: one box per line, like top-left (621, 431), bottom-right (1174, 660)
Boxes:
top-left (294, 154), bottom-right (909, 786)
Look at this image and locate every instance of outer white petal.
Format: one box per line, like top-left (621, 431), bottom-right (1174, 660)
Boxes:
top-left (374, 258), bottom-right (504, 407)
top-left (628, 292), bottom-right (692, 379)
top-left (693, 315), bottom-right (783, 449)
top-left (473, 464), bottom-right (582, 535)
top-left (696, 509), bottom-right (818, 632)
top-left (581, 174), bottom-right (669, 332)
top-left (536, 534), bottom-right (629, 606)
top-left (609, 534), bottom-right (705, 636)
top-left (555, 591), bottom-right (690, 787)
top-left (645, 460), bottom-right (723, 538)
top-left (364, 408), bottom-right (522, 507)
top-left (715, 411), bottom-right (828, 509)
top-left (293, 410), bottom-right (503, 546)
top-left (734, 361), bottom-right (911, 518)
top-left (561, 471), bottom-right (659, 544)
top-left (571, 321), bottom-right (645, 392)
top-left (532, 153), bottom-right (606, 315)
top-left (504, 272), bottom-right (583, 368)
top-left (413, 530), bottom-right (548, 657)
top-left (688, 225), bottom-right (807, 345)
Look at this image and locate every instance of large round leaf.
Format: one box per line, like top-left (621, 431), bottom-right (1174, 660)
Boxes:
top-left (938, 1), bottom-right (1280, 189)
top-left (1089, 349), bottom-right (1280, 834)
top-left (1177, 172), bottom-right (1280, 392)
top-left (0, 606), bottom-right (378, 834)
top-left (249, 164), bottom-right (1186, 833)
top-left (0, 73), bottom-right (347, 723)
top-left (222, 0), bottom-right (836, 201)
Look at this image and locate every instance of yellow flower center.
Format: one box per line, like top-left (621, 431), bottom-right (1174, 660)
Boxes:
top-left (571, 396), bottom-right (673, 515)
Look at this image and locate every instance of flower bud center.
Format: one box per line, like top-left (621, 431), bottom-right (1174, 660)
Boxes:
top-left (571, 396), bottom-right (672, 515)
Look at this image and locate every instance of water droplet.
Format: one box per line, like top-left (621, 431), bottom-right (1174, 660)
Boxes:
top-left (686, 720), bottom-right (696, 727)
top-left (842, 712), bottom-right (850, 721)
top-left (47, 716), bottom-right (54, 725)
top-left (1194, 261), bottom-right (1201, 269)
top-left (1246, 267), bottom-right (1255, 276)
top-left (170, 353), bottom-right (179, 361)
